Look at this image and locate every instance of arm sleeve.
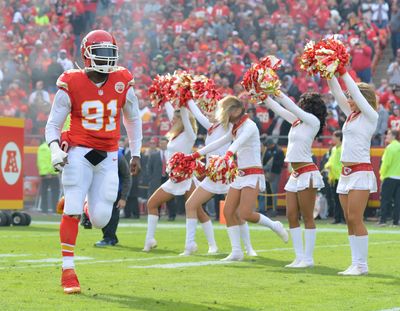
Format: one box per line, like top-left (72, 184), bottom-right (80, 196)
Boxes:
top-left (264, 97), bottom-right (297, 124)
top-left (187, 99), bottom-right (212, 130)
top-left (165, 101), bottom-right (174, 122)
top-left (122, 87), bottom-right (143, 157)
top-left (387, 63), bottom-right (394, 75)
top-left (197, 132), bottom-right (233, 156)
top-left (45, 89), bottom-right (71, 144)
top-left (342, 72), bottom-right (378, 121)
top-left (180, 107), bottom-right (197, 141)
top-left (327, 76), bottom-right (352, 117)
top-left (118, 155), bottom-right (132, 200)
top-left (276, 93), bottom-right (320, 126)
top-left (228, 123), bottom-right (258, 153)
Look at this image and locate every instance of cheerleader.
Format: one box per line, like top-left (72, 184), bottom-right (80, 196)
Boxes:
top-left (188, 96), bottom-right (288, 261)
top-left (264, 92), bottom-right (327, 268)
top-left (182, 100), bottom-right (257, 256)
top-left (327, 71), bottom-right (378, 276)
top-left (143, 102), bottom-right (210, 251)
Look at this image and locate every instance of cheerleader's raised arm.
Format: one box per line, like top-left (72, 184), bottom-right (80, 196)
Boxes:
top-left (187, 99), bottom-right (212, 130)
top-left (180, 106), bottom-right (197, 142)
top-left (327, 76), bottom-right (351, 117)
top-left (264, 97), bottom-right (297, 124)
top-left (165, 101), bottom-right (175, 121)
top-left (341, 72), bottom-right (378, 121)
top-left (276, 93), bottom-right (320, 127)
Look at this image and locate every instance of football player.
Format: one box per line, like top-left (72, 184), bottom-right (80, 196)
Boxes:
top-left (45, 30), bottom-right (142, 294)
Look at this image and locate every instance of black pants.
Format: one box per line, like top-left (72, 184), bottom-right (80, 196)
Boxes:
top-left (332, 181), bottom-right (344, 222)
top-left (380, 178), bottom-right (400, 224)
top-left (40, 175), bottom-right (60, 213)
top-left (102, 193), bottom-right (121, 243)
top-left (124, 196), bottom-right (139, 218)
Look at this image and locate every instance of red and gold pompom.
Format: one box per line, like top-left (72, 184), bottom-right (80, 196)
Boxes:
top-left (241, 55), bottom-right (282, 101)
top-left (167, 152), bottom-right (203, 183)
top-left (206, 154), bottom-right (238, 184)
top-left (191, 75), bottom-right (222, 113)
top-left (148, 74), bottom-right (175, 109)
top-left (300, 37), bottom-right (350, 79)
top-left (170, 71), bottom-right (194, 108)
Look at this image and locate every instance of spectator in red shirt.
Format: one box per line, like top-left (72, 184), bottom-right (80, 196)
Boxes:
top-left (388, 105), bottom-right (400, 130)
top-left (350, 38), bottom-right (373, 83)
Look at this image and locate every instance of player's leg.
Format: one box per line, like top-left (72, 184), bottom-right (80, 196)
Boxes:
top-left (296, 187), bottom-right (318, 268)
top-left (343, 190), bottom-right (370, 276)
top-left (221, 188), bottom-right (243, 261)
top-left (61, 147), bottom-right (93, 294)
top-left (285, 191), bottom-right (303, 268)
top-left (182, 185), bottom-right (215, 255)
top-left (143, 187), bottom-right (174, 251)
top-left (238, 185), bottom-right (288, 244)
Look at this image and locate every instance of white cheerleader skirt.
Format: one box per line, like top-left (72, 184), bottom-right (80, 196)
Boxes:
top-left (284, 164), bottom-right (325, 193)
top-left (337, 164), bottom-right (377, 194)
top-left (230, 167), bottom-right (266, 192)
top-left (199, 177), bottom-right (229, 194)
top-left (161, 178), bottom-right (195, 196)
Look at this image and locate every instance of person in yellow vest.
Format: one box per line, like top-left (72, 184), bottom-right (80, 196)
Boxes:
top-left (378, 129), bottom-right (400, 226)
top-left (325, 130), bottom-right (345, 224)
top-left (36, 140), bottom-right (60, 213)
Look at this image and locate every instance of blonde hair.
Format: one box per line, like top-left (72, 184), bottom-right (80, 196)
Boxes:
top-left (357, 83), bottom-right (377, 110)
top-left (215, 95), bottom-right (244, 129)
top-left (166, 109), bottom-right (198, 140)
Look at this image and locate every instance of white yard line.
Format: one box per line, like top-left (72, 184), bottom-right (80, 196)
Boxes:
top-left (0, 254), bottom-right (30, 258)
top-left (376, 308), bottom-right (400, 311)
top-left (19, 256), bottom-right (93, 263)
top-left (1, 240), bottom-right (399, 270)
top-left (128, 260), bottom-right (234, 269)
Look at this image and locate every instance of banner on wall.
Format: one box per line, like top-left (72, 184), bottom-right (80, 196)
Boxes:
top-left (0, 118), bottom-right (24, 210)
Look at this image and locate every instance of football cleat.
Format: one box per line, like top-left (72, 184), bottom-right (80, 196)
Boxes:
top-left (61, 269), bottom-right (81, 294)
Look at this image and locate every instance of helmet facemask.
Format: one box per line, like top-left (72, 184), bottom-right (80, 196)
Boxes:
top-left (84, 42), bottom-right (119, 73)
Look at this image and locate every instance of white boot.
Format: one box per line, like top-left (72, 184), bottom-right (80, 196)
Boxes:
top-left (341, 235), bottom-right (368, 276)
top-left (258, 214), bottom-right (289, 243)
top-left (240, 222), bottom-right (257, 256)
top-left (293, 228), bottom-right (315, 268)
top-left (143, 215), bottom-right (158, 252)
top-left (285, 227), bottom-right (304, 268)
top-left (180, 218), bottom-right (198, 256)
top-left (338, 235), bottom-right (357, 275)
top-left (221, 226), bottom-right (243, 261)
top-left (201, 220), bottom-right (218, 254)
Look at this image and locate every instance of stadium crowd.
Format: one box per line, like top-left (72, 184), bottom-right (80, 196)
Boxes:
top-left (1, 0), bottom-right (400, 147)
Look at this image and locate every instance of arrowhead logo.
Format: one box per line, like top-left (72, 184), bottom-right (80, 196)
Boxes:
top-left (1, 142), bottom-right (22, 185)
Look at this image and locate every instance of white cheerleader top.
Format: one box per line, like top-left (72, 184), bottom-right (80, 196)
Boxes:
top-left (328, 73), bottom-right (378, 163)
top-left (265, 93), bottom-right (320, 163)
top-left (187, 100), bottom-right (231, 162)
top-left (165, 102), bottom-right (196, 162)
top-left (197, 115), bottom-right (262, 169)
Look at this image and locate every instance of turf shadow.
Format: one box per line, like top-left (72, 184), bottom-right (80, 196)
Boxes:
top-left (83, 292), bottom-right (257, 311)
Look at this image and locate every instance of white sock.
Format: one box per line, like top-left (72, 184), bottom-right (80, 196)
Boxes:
top-left (289, 227), bottom-right (304, 261)
top-left (304, 229), bottom-right (316, 262)
top-left (185, 218), bottom-right (198, 247)
top-left (62, 256), bottom-right (74, 270)
top-left (257, 214), bottom-right (276, 230)
top-left (348, 235), bottom-right (357, 266)
top-left (239, 222), bottom-right (253, 251)
top-left (227, 226), bottom-right (242, 253)
top-left (201, 220), bottom-right (216, 247)
top-left (145, 214), bottom-right (159, 241)
top-left (355, 235), bottom-right (368, 268)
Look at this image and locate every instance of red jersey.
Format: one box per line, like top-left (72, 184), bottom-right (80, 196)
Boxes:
top-left (388, 115), bottom-right (400, 130)
top-left (57, 68), bottom-right (134, 151)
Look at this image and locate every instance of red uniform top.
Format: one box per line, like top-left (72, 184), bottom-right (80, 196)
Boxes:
top-left (57, 68), bottom-right (134, 151)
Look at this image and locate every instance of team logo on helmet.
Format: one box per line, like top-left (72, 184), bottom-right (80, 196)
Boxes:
top-left (115, 82), bottom-right (125, 93)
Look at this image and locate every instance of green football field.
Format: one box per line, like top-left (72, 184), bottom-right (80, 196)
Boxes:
top-left (1, 216), bottom-right (400, 311)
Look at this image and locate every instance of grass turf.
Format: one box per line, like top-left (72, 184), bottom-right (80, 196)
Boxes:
top-left (1, 216), bottom-right (400, 311)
